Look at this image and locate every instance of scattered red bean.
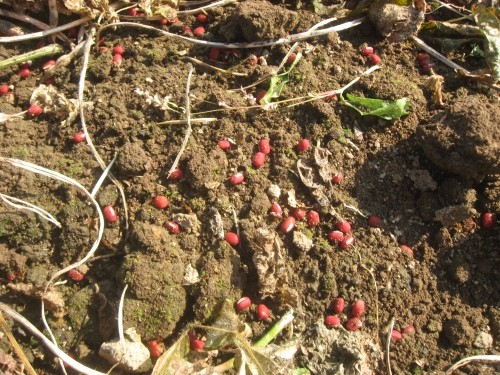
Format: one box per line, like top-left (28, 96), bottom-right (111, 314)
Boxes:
top-left (147, 340), bottom-right (163, 359)
top-left (229, 172), bottom-right (244, 185)
top-left (296, 138), bottom-right (310, 153)
top-left (74, 131), bottom-right (86, 143)
top-left (351, 299), bottom-right (365, 317)
top-left (218, 139), bottom-right (231, 150)
top-left (183, 26), bottom-right (192, 35)
top-left (153, 195), bottom-right (170, 209)
top-left (417, 53), bottom-right (430, 63)
top-left (160, 18), bottom-right (168, 25)
top-left (20, 61), bottom-right (31, 69)
top-left (324, 315), bottom-right (341, 328)
top-left (402, 324), bottom-right (416, 336)
top-left (269, 202), bottom-right (283, 218)
top-left (337, 220), bottom-right (351, 233)
top-left (113, 53), bottom-right (123, 66)
top-left (345, 317), bottom-right (362, 331)
top-left (328, 230), bottom-right (344, 243)
top-left (196, 13), bottom-right (208, 23)
top-left (280, 216), bottom-right (296, 234)
top-left (481, 212), bottom-right (495, 229)
top-left (421, 60), bottom-right (435, 74)
top-left (255, 89), bottom-right (267, 104)
top-left (256, 304), bottom-right (270, 320)
top-left (191, 339), bottom-right (205, 351)
top-left (112, 45), bottom-right (124, 55)
top-left (0, 84), bottom-right (10, 95)
top-left (332, 297), bottom-right (345, 314)
top-left (292, 208), bottom-right (306, 221)
top-left (400, 245), bottom-right (413, 257)
top-left (252, 152), bottom-right (266, 168)
top-left (209, 47), bottom-right (220, 60)
top-left (164, 221), bottom-right (180, 234)
top-left (340, 235), bottom-right (354, 249)
top-left (332, 172), bottom-right (344, 184)
top-left (19, 68), bottom-right (30, 78)
top-left (99, 46), bottom-right (109, 53)
top-left (103, 205), bottom-right (118, 223)
top-left (27, 104), bottom-right (43, 117)
top-left (369, 54), bottom-right (381, 65)
top-left (225, 232), bottom-right (240, 246)
top-left (68, 269), bottom-right (84, 282)
top-left (259, 138), bottom-right (271, 154)
top-left (128, 7), bottom-right (138, 16)
top-left (391, 329), bottom-right (403, 342)
top-left (193, 26), bottom-right (205, 37)
top-left (361, 46), bottom-right (374, 56)
top-left (5, 272), bottom-right (16, 282)
top-left (306, 210), bottom-right (320, 226)
top-left (168, 168), bottom-right (183, 180)
top-left (42, 60), bottom-right (56, 70)
top-left (286, 52), bottom-right (297, 65)
top-left (236, 296), bottom-right (252, 311)
top-left (247, 54), bottom-right (258, 66)
top-left (367, 215), bottom-right (384, 228)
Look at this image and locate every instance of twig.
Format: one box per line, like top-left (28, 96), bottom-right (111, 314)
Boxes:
top-left (0, 303), bottom-right (108, 375)
top-left (386, 318), bottom-right (395, 375)
top-left (97, 18), bottom-right (365, 49)
top-left (445, 355), bottom-right (500, 374)
top-left (118, 285), bottom-right (128, 342)
top-left (156, 117), bottom-right (217, 125)
top-left (0, 9), bottom-right (70, 44)
top-left (0, 193), bottom-right (62, 227)
top-left (0, 44), bottom-right (63, 70)
top-left (168, 66), bottom-right (194, 177)
top-left (0, 311), bottom-right (38, 375)
top-left (182, 56), bottom-right (247, 76)
top-left (0, 17), bottom-right (92, 43)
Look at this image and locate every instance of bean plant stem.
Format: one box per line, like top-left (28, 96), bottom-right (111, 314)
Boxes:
top-left (386, 318), bottom-right (395, 375)
top-left (0, 44), bottom-right (63, 70)
top-left (98, 17), bottom-right (365, 49)
top-left (254, 309), bottom-right (294, 348)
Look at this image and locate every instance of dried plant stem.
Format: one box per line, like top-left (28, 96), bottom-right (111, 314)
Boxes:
top-left (0, 303), bottom-right (108, 375)
top-left (98, 17), bottom-right (365, 49)
top-left (0, 193), bottom-right (61, 227)
top-left (177, 0), bottom-right (237, 14)
top-left (0, 311), bottom-right (38, 375)
top-left (157, 117), bottom-right (217, 125)
top-left (0, 9), bottom-right (70, 44)
top-left (386, 318), bottom-right (395, 375)
top-left (0, 17), bottom-right (91, 43)
top-left (445, 355), bottom-right (500, 374)
top-left (0, 44), bottom-right (63, 70)
top-left (182, 56), bottom-right (247, 76)
top-left (118, 285), bottom-right (129, 342)
top-left (78, 29), bottom-right (129, 232)
top-left (168, 66), bottom-right (194, 177)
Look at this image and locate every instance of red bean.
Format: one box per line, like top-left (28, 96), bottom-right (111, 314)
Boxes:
top-left (27, 104), bottom-right (43, 117)
top-left (112, 45), bottom-right (124, 55)
top-left (337, 220), bottom-right (351, 233)
top-left (324, 315), bottom-right (341, 328)
top-left (481, 212), bottom-right (496, 229)
top-left (391, 329), bottom-right (403, 342)
top-left (191, 339), bottom-right (205, 351)
top-left (259, 138), bottom-right (271, 154)
top-left (19, 68), bottom-right (30, 78)
top-left (229, 172), bottom-right (244, 185)
top-left (113, 53), bottom-right (123, 66)
top-left (193, 26), bottom-right (205, 37)
top-left (332, 172), bottom-right (344, 184)
top-left (74, 131), bottom-right (86, 143)
top-left (292, 208), bottom-right (306, 221)
top-left (340, 235), bottom-right (354, 249)
top-left (164, 221), bottom-right (180, 234)
top-left (236, 296), bottom-right (251, 311)
top-left (68, 269), bottom-right (84, 282)
top-left (361, 46), bottom-right (374, 56)
top-left (280, 216), bottom-right (296, 234)
top-left (103, 205), bottom-right (118, 223)
top-left (252, 152), bottom-right (266, 168)
top-left (209, 48), bottom-right (220, 61)
top-left (345, 317), bottom-right (362, 331)
top-left (328, 230), bottom-right (344, 243)
top-left (369, 54), bottom-right (381, 65)
top-left (147, 340), bottom-right (162, 359)
top-left (402, 324), bottom-right (416, 336)
top-left (269, 202), bottom-right (283, 218)
top-left (225, 232), bottom-right (240, 246)
top-left (332, 297), bottom-right (345, 314)
top-left (400, 245), bottom-right (413, 256)
top-left (197, 13), bottom-right (207, 23)
top-left (218, 139), bottom-right (231, 150)
top-left (306, 210), bottom-right (320, 226)
top-left (296, 139), bottom-right (310, 153)
top-left (0, 84), bottom-right (9, 95)
top-left (153, 195), bottom-right (170, 209)
top-left (256, 304), bottom-right (270, 320)
top-left (168, 168), bottom-right (183, 180)
top-left (351, 299), bottom-right (365, 317)
top-left (367, 214), bottom-right (384, 228)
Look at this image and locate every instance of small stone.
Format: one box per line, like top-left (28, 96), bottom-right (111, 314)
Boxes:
top-left (267, 184), bottom-right (281, 200)
top-left (473, 331), bottom-right (493, 349)
top-left (293, 231), bottom-right (314, 252)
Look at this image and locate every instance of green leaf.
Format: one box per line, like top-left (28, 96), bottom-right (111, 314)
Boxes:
top-left (204, 299), bottom-right (242, 350)
top-left (474, 6), bottom-right (500, 80)
top-left (151, 331), bottom-right (190, 375)
top-left (260, 54), bottom-right (302, 105)
top-left (343, 93), bottom-right (409, 120)
top-left (293, 369), bottom-right (311, 375)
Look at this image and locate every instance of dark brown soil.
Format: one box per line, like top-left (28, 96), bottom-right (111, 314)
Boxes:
top-left (0, 1), bottom-right (499, 374)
